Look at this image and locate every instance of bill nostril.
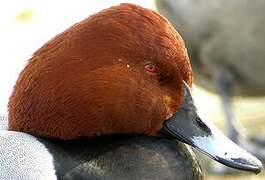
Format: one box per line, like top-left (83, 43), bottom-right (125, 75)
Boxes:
top-left (195, 116), bottom-right (211, 133)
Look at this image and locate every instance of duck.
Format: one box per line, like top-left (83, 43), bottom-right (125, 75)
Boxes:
top-left (0, 3), bottom-right (262, 179)
top-left (156, 0), bottom-right (265, 170)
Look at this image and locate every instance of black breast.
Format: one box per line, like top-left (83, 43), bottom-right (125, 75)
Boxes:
top-left (39, 134), bottom-right (202, 180)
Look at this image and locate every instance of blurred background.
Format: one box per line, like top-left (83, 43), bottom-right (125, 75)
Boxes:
top-left (0, 0), bottom-right (264, 179)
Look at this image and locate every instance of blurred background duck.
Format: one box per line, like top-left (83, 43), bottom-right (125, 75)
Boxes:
top-left (156, 0), bottom-right (265, 172)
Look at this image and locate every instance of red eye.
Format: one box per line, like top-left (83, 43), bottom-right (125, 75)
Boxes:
top-left (144, 63), bottom-right (158, 74)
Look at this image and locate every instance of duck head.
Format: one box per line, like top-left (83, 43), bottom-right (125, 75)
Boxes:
top-left (8, 3), bottom-right (262, 173)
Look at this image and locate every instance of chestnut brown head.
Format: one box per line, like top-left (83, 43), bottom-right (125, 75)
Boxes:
top-left (8, 3), bottom-right (192, 139)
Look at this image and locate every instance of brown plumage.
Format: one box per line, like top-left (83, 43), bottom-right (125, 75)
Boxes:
top-left (8, 3), bottom-right (192, 140)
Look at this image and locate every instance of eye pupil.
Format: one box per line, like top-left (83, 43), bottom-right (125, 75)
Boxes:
top-left (144, 63), bottom-right (157, 74)
top-left (148, 65), bottom-right (153, 70)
